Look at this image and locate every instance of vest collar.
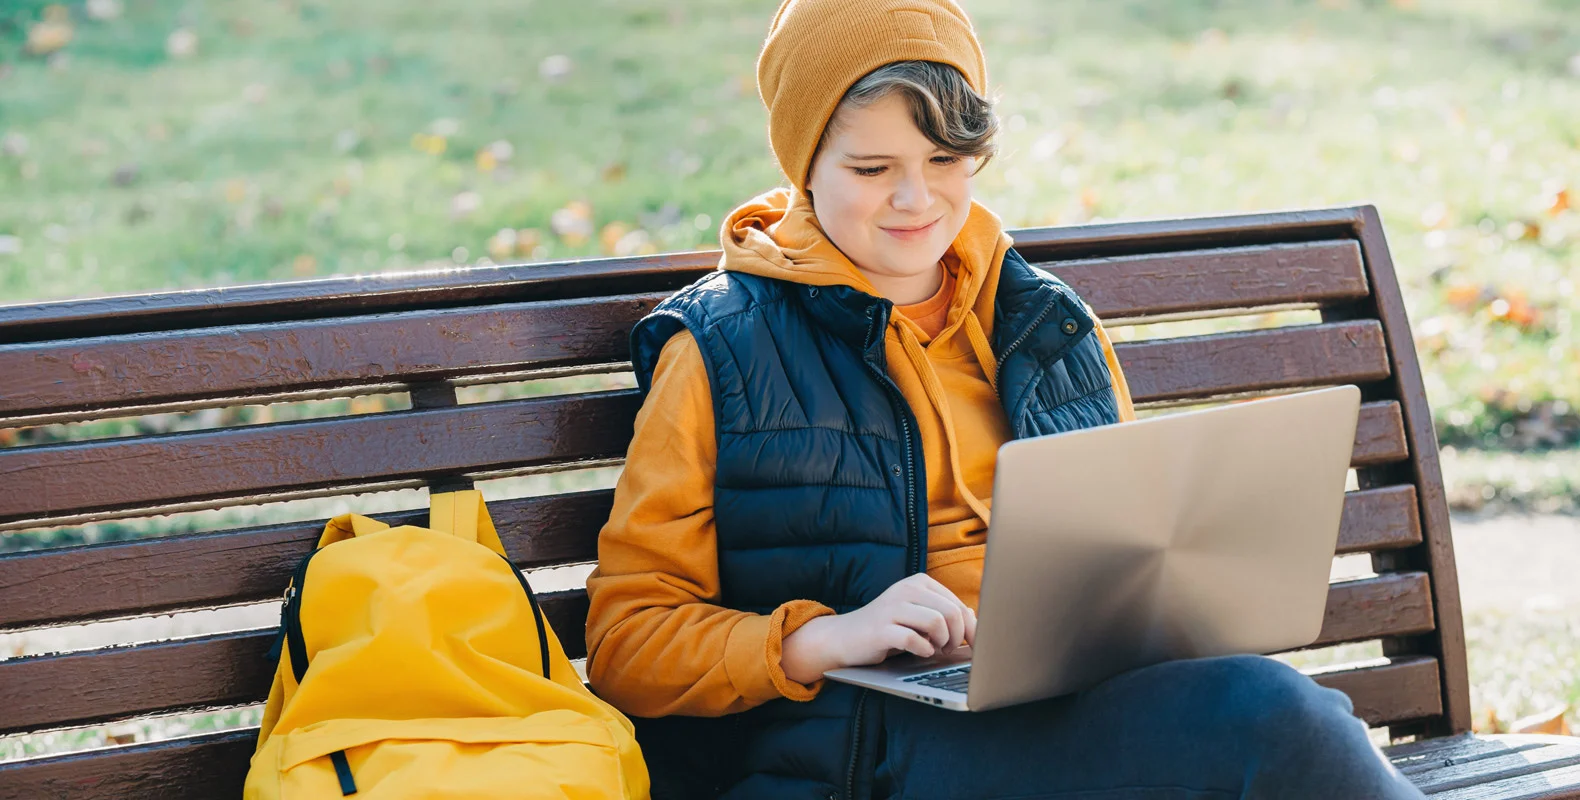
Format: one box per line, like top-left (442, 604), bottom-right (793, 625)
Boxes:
top-left (992, 250), bottom-right (1096, 366)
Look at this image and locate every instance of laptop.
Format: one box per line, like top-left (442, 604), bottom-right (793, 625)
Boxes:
top-left (823, 384), bottom-right (1362, 712)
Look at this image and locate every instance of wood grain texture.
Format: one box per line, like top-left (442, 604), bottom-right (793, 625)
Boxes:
top-left (1046, 240), bottom-right (1369, 320)
top-left (6, 727), bottom-right (1573, 800)
top-left (1307, 655), bottom-right (1441, 726)
top-left (1387, 733), bottom-right (1580, 799)
top-left (1308, 571), bottom-right (1436, 649)
top-left (1352, 401), bottom-right (1410, 467)
top-left (4, 570), bottom-right (1428, 735)
top-left (1355, 205), bottom-right (1472, 736)
top-left (1336, 485), bottom-right (1422, 555)
top-left (0, 392), bottom-right (638, 526)
top-left (0, 252), bottom-right (717, 346)
top-left (0, 293), bottom-right (664, 419)
top-left (0, 729), bottom-right (255, 800)
top-left (0, 210), bottom-right (1368, 345)
top-left (1, 482), bottom-right (1414, 632)
top-left (1116, 320), bottom-right (1392, 404)
top-left (0, 590), bottom-right (586, 734)
top-left (0, 491), bottom-right (612, 630)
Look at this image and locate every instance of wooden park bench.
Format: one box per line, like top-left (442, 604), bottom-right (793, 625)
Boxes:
top-left (1, 205), bottom-right (1577, 799)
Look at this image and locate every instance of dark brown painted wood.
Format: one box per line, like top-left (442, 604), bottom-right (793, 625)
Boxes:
top-left (0, 252), bottom-right (717, 346)
top-left (1354, 205), bottom-right (1472, 736)
top-left (0, 729), bottom-right (255, 800)
top-left (1336, 485), bottom-right (1422, 555)
top-left (0, 653), bottom-right (1444, 799)
top-left (0, 294), bottom-right (664, 420)
top-left (1117, 321), bottom-right (1391, 405)
top-left (1352, 401), bottom-right (1410, 467)
top-left (0, 210), bottom-right (1366, 345)
top-left (1, 204), bottom-right (1540, 793)
top-left (1010, 208), bottom-right (1366, 262)
top-left (0, 629), bottom-right (274, 735)
top-left (4, 481), bottom-right (1414, 633)
top-left (3, 567), bottom-right (1426, 734)
top-left (1046, 240), bottom-right (1369, 321)
top-left (1307, 571), bottom-right (1436, 649)
top-left (0, 491), bottom-right (612, 631)
top-left (0, 590), bottom-right (586, 734)
top-left (1308, 655), bottom-right (1441, 726)
top-left (0, 392), bottom-right (639, 526)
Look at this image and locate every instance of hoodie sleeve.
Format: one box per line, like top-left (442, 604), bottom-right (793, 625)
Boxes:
top-left (584, 331), bottom-right (836, 718)
top-left (1088, 309), bottom-right (1138, 423)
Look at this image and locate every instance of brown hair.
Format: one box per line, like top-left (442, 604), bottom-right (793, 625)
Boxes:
top-left (816, 60), bottom-right (1000, 175)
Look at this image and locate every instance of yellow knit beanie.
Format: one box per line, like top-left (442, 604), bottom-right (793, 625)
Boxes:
top-left (756, 0), bottom-right (989, 194)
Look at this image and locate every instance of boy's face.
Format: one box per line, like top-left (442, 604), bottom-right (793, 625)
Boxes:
top-left (805, 93), bottom-right (974, 300)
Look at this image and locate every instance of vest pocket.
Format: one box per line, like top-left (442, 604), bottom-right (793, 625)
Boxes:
top-left (273, 713), bottom-right (628, 798)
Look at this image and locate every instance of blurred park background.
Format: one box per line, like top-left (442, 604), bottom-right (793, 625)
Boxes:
top-left (1, 0), bottom-right (1577, 751)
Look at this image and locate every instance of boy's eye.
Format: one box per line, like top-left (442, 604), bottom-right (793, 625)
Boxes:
top-left (852, 156), bottom-right (958, 177)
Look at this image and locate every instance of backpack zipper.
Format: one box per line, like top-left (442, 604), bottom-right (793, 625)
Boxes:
top-left (280, 547), bottom-right (322, 685)
top-left (277, 548), bottom-right (552, 685)
top-left (495, 553), bottom-right (553, 682)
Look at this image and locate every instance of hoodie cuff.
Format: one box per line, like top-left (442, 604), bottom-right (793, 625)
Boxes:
top-left (724, 600), bottom-right (837, 704)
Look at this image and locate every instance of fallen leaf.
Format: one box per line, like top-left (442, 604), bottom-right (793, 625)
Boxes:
top-left (487, 228), bottom-right (516, 259)
top-left (166, 28), bottom-right (198, 59)
top-left (292, 254), bottom-right (317, 276)
top-left (1510, 705), bottom-right (1571, 736)
top-left (1444, 283), bottom-right (1483, 310)
top-left (86, 0), bottom-right (123, 21)
top-left (450, 191), bottom-right (481, 219)
top-left (1547, 188), bottom-right (1571, 217)
top-left (599, 222), bottom-right (630, 254)
top-left (1, 133), bottom-right (28, 158)
top-left (26, 19), bottom-right (74, 56)
top-left (540, 54), bottom-right (573, 82)
top-left (601, 161), bottom-right (628, 183)
top-left (411, 133), bottom-right (447, 156)
top-left (514, 228), bottom-right (543, 256)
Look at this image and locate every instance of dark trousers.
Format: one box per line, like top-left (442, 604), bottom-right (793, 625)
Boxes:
top-left (873, 654), bottom-right (1425, 799)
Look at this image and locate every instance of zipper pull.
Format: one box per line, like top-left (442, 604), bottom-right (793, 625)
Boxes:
top-left (265, 585), bottom-right (296, 662)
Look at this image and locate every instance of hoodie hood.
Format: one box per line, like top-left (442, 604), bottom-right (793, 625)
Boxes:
top-left (718, 187), bottom-right (1013, 341)
top-left (719, 186), bottom-right (1018, 535)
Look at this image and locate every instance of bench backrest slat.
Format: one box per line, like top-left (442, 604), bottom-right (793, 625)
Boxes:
top-left (0, 294), bottom-right (665, 421)
top-left (0, 393), bottom-right (640, 529)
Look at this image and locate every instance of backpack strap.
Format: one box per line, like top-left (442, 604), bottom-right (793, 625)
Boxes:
top-left (428, 490), bottom-right (509, 556)
top-left (315, 512), bottom-right (389, 548)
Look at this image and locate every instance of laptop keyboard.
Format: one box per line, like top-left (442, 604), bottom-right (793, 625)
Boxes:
top-left (903, 665), bottom-right (971, 694)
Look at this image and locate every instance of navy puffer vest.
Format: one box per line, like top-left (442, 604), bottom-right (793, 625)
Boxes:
top-left (628, 248), bottom-right (1120, 799)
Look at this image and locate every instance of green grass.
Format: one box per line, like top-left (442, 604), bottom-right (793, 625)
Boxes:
top-left (4, 0), bottom-right (1579, 443)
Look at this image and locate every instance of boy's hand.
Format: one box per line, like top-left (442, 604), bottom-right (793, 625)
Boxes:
top-left (780, 573), bottom-right (976, 685)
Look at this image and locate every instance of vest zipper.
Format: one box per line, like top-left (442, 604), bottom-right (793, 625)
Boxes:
top-left (843, 689), bottom-right (870, 800)
top-left (861, 308), bottom-right (926, 577)
top-left (993, 295), bottom-right (1058, 388)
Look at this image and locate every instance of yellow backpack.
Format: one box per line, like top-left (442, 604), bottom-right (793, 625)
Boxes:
top-left (245, 490), bottom-right (650, 799)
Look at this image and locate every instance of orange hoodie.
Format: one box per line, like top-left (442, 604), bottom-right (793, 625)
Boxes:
top-left (585, 188), bottom-right (1136, 718)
